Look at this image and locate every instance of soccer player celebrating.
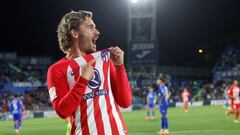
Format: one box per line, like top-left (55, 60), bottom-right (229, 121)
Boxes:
top-left (226, 80), bottom-right (240, 123)
top-left (145, 86), bottom-right (157, 120)
top-left (47, 10), bottom-right (132, 135)
top-left (9, 94), bottom-right (24, 135)
top-left (181, 87), bottom-right (191, 113)
top-left (157, 77), bottom-right (170, 135)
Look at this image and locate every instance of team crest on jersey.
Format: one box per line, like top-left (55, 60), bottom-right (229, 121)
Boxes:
top-left (101, 50), bottom-right (110, 62)
top-left (49, 87), bottom-right (57, 102)
top-left (87, 69), bottom-right (101, 89)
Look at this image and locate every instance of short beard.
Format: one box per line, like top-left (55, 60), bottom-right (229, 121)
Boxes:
top-left (85, 48), bottom-right (96, 54)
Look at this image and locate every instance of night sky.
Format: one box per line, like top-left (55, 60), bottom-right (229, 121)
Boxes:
top-left (1, 0), bottom-right (240, 68)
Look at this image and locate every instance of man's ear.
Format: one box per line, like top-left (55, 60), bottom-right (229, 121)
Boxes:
top-left (70, 29), bottom-right (79, 39)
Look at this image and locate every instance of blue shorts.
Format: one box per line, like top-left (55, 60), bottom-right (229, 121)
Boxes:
top-left (13, 113), bottom-right (22, 121)
top-left (160, 102), bottom-right (168, 117)
top-left (148, 104), bottom-right (155, 108)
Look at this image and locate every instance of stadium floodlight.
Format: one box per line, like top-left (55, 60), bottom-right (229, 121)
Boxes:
top-left (198, 49), bottom-right (203, 54)
top-left (131, 0), bottom-right (138, 4)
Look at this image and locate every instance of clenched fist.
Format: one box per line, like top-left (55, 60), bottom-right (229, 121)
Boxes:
top-left (81, 59), bottom-right (96, 80)
top-left (109, 46), bottom-right (124, 66)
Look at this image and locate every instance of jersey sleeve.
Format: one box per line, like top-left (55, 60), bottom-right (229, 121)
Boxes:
top-left (47, 65), bottom-right (89, 119)
top-left (164, 86), bottom-right (169, 95)
top-left (20, 100), bottom-right (24, 111)
top-left (233, 87), bottom-right (239, 98)
top-left (110, 61), bottom-right (132, 108)
top-left (228, 87), bottom-right (233, 96)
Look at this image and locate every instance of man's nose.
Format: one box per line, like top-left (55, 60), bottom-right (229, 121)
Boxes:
top-left (95, 28), bottom-right (100, 36)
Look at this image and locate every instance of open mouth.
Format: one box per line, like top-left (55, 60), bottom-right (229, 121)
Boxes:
top-left (92, 38), bottom-right (97, 45)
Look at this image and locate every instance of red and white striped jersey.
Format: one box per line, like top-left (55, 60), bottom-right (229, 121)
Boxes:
top-left (181, 91), bottom-right (190, 102)
top-left (228, 85), bottom-right (239, 105)
top-left (47, 50), bottom-right (132, 135)
top-left (233, 86), bottom-right (240, 104)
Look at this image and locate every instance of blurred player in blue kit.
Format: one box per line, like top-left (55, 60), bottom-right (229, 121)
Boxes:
top-left (223, 83), bottom-right (230, 110)
top-left (156, 77), bottom-right (170, 135)
top-left (145, 86), bottom-right (157, 120)
top-left (10, 94), bottom-right (24, 135)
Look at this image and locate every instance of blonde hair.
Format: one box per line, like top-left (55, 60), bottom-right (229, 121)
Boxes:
top-left (57, 10), bottom-right (92, 53)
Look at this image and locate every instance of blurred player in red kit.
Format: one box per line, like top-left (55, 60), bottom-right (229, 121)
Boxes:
top-left (181, 87), bottom-right (191, 113)
top-left (226, 80), bottom-right (240, 123)
top-left (47, 10), bottom-right (132, 135)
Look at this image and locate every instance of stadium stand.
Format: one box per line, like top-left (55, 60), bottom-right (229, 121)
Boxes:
top-left (0, 52), bottom-right (53, 118)
top-left (213, 45), bottom-right (240, 81)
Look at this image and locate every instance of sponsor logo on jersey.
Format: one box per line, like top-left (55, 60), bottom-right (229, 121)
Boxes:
top-left (82, 90), bottom-right (109, 101)
top-left (87, 69), bottom-right (101, 90)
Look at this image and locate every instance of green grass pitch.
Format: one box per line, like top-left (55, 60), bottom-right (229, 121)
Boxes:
top-left (0, 106), bottom-right (239, 135)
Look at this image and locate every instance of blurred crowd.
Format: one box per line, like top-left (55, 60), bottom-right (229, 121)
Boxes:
top-left (213, 46), bottom-right (240, 81)
top-left (0, 53), bottom-right (52, 118)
